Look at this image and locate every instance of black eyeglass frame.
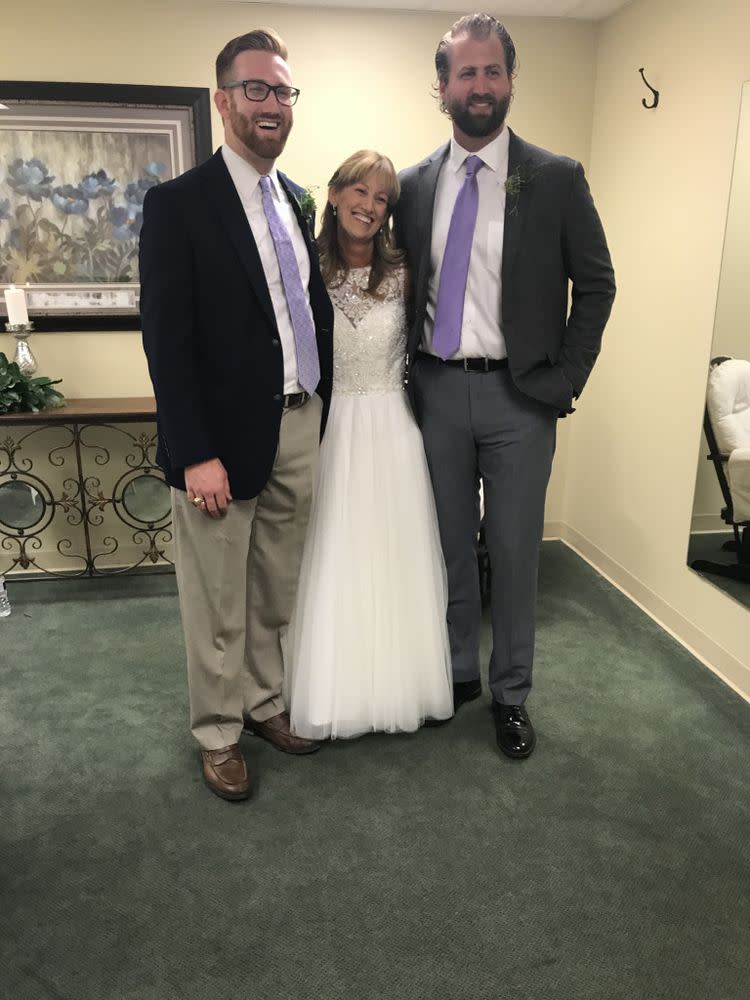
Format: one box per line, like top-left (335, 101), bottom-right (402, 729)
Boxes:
top-left (221, 79), bottom-right (301, 106)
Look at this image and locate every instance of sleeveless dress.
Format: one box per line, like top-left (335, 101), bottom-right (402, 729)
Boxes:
top-left (285, 264), bottom-right (453, 739)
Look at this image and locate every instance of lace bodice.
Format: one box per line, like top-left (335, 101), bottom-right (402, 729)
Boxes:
top-left (328, 265), bottom-right (407, 395)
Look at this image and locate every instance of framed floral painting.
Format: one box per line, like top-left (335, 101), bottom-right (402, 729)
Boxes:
top-left (0, 81), bottom-right (212, 330)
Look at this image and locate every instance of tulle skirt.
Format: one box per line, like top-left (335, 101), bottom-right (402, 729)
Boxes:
top-left (285, 389), bottom-right (453, 739)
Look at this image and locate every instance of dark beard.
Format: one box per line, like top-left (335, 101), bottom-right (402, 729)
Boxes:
top-left (229, 102), bottom-right (292, 161)
top-left (446, 93), bottom-right (511, 138)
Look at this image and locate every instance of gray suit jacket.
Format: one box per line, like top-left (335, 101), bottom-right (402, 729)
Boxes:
top-left (394, 129), bottom-right (616, 415)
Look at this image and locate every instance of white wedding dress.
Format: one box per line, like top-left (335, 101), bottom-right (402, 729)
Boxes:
top-left (285, 264), bottom-right (453, 739)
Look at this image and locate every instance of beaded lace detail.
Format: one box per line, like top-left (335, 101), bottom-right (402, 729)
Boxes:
top-left (328, 265), bottom-right (407, 395)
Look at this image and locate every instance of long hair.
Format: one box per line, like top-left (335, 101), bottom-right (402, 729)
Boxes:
top-left (318, 150), bottom-right (404, 297)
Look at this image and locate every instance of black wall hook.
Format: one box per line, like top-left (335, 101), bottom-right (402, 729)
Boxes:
top-left (638, 67), bottom-right (659, 109)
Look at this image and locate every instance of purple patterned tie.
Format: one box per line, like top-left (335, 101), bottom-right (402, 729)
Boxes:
top-left (259, 175), bottom-right (320, 394)
top-left (432, 155), bottom-right (484, 360)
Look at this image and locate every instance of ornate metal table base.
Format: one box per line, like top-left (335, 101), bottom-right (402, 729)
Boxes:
top-left (0, 398), bottom-right (173, 578)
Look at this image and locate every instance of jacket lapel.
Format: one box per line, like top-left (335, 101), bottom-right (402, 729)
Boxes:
top-left (278, 172), bottom-right (313, 251)
top-left (416, 145), bottom-right (448, 244)
top-left (277, 171), bottom-right (332, 331)
top-left (501, 129), bottom-right (534, 318)
top-left (200, 150), bottom-right (277, 330)
top-left (413, 145), bottom-right (449, 344)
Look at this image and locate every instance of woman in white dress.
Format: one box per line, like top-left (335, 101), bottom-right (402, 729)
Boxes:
top-left (285, 150), bottom-right (453, 739)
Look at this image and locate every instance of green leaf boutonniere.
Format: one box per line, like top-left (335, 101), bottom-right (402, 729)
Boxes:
top-left (504, 163), bottom-right (540, 215)
top-left (295, 186), bottom-right (318, 240)
top-left (296, 187), bottom-right (317, 218)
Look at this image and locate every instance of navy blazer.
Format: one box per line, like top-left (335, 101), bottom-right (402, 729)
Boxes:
top-left (140, 150), bottom-right (333, 499)
top-left (394, 130), bottom-right (616, 415)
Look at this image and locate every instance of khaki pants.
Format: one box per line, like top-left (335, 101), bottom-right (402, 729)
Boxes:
top-left (172, 395), bottom-right (322, 750)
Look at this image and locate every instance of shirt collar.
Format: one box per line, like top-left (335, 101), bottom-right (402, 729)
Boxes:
top-left (221, 143), bottom-right (281, 198)
top-left (449, 127), bottom-right (510, 174)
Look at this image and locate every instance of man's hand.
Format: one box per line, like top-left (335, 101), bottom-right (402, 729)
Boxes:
top-left (184, 458), bottom-right (232, 518)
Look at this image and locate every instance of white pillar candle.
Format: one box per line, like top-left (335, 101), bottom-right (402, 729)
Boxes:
top-left (4, 284), bottom-right (29, 326)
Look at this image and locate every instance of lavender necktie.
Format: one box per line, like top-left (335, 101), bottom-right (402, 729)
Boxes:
top-left (432, 155), bottom-right (484, 360)
top-left (259, 175), bottom-right (320, 394)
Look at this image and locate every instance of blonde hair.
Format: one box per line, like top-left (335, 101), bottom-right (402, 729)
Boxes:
top-left (318, 150), bottom-right (404, 296)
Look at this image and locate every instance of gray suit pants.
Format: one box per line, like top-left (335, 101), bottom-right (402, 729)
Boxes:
top-left (413, 360), bottom-right (556, 705)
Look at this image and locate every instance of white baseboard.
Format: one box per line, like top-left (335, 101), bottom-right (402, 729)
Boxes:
top-left (542, 520), bottom-right (565, 540)
top-left (556, 524), bottom-right (749, 704)
top-left (690, 514), bottom-right (729, 533)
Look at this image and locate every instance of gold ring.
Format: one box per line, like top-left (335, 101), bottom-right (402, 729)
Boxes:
top-left (192, 496), bottom-right (205, 507)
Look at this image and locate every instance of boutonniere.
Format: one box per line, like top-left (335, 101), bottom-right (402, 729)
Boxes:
top-left (295, 186), bottom-right (317, 239)
top-left (504, 163), bottom-right (540, 215)
top-left (295, 186), bottom-right (317, 220)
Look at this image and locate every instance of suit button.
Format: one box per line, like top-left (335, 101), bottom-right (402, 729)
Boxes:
top-left (273, 394), bottom-right (282, 401)
top-left (271, 338), bottom-right (280, 346)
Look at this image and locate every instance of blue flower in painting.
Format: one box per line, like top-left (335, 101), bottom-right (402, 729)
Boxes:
top-left (124, 177), bottom-right (157, 207)
top-left (111, 204), bottom-right (143, 241)
top-left (0, 198), bottom-right (10, 221)
top-left (80, 169), bottom-right (117, 199)
top-left (129, 208), bottom-right (144, 238)
top-left (143, 162), bottom-right (167, 180)
top-left (52, 184), bottom-right (90, 215)
top-left (6, 158), bottom-right (55, 201)
top-left (110, 206), bottom-right (131, 240)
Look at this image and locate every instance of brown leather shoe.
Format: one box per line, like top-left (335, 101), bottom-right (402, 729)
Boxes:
top-left (244, 711), bottom-right (321, 755)
top-left (200, 744), bottom-right (252, 800)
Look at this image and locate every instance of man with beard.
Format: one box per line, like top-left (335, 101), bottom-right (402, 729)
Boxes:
top-left (394, 13), bottom-right (615, 759)
top-left (140, 29), bottom-right (333, 800)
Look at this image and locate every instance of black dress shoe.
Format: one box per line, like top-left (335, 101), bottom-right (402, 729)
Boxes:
top-left (424, 680), bottom-right (481, 727)
top-left (492, 702), bottom-right (536, 759)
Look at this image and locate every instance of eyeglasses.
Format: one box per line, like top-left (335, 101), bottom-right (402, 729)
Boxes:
top-left (222, 79), bottom-right (301, 106)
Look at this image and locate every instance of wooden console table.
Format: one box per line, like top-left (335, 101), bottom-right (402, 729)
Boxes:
top-left (0, 398), bottom-right (174, 578)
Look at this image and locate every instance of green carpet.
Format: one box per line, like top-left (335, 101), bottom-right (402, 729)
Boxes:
top-left (1, 542), bottom-right (748, 1000)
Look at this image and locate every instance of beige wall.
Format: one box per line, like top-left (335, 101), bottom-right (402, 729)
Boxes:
top-left (567, 0), bottom-right (750, 694)
top-left (1, 0), bottom-right (598, 526)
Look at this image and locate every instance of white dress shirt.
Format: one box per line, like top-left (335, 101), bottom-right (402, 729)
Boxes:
top-left (423, 128), bottom-right (510, 359)
top-left (222, 144), bottom-right (312, 393)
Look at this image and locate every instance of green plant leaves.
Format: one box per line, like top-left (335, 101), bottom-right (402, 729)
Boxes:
top-left (0, 352), bottom-right (64, 414)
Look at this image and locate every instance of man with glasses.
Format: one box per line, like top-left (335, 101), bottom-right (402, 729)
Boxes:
top-left (140, 29), bottom-right (333, 801)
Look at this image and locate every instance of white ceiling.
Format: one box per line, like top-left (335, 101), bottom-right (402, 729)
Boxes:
top-left (223, 0), bottom-right (631, 20)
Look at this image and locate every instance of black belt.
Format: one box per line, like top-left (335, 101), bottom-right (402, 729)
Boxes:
top-left (416, 351), bottom-right (508, 373)
top-left (281, 391), bottom-right (310, 409)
